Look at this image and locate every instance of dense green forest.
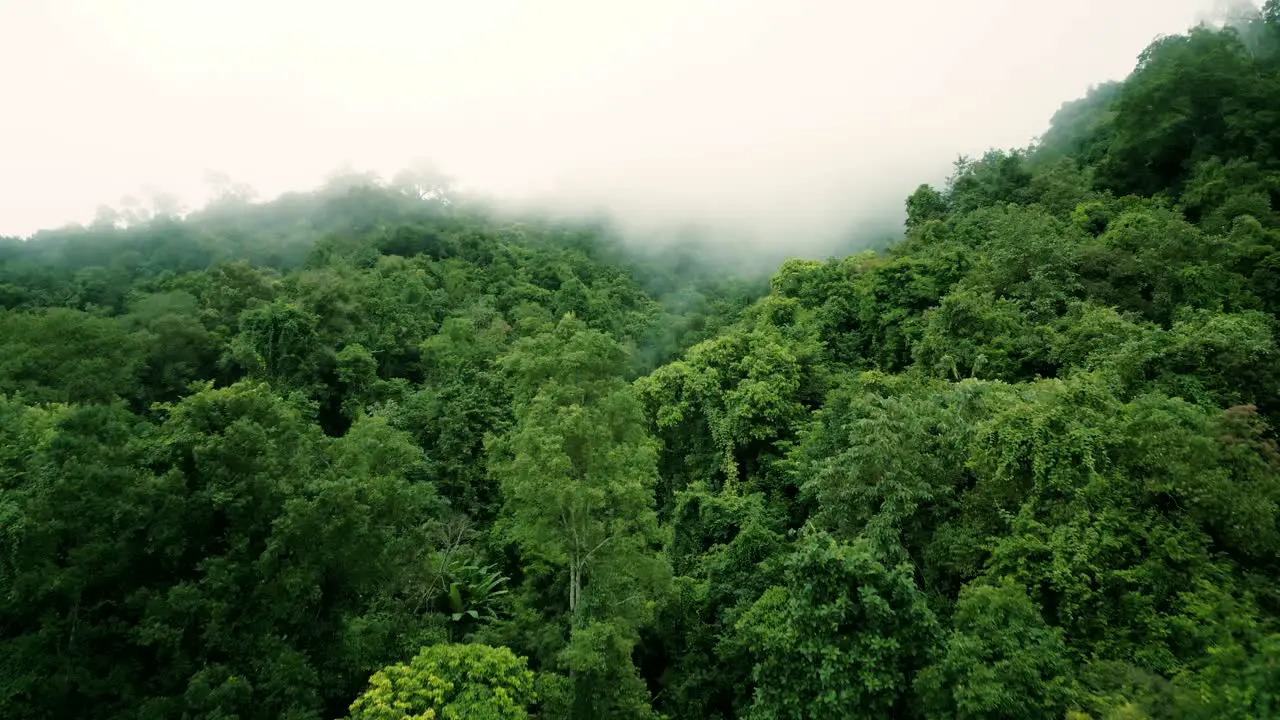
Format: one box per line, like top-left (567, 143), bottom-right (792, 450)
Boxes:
top-left (5, 7), bottom-right (1280, 719)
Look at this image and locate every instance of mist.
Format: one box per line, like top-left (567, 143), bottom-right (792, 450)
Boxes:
top-left (0, 0), bottom-right (1230, 253)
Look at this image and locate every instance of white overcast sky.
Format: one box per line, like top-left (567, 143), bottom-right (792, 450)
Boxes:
top-left (0, 0), bottom-right (1240, 240)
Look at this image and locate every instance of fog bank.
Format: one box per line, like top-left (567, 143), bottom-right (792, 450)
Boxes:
top-left (1, 0), bottom-right (1229, 250)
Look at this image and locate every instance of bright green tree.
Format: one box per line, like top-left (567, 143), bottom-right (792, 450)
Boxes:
top-left (346, 644), bottom-right (535, 720)
top-left (491, 317), bottom-right (667, 627)
top-left (489, 316), bottom-right (669, 718)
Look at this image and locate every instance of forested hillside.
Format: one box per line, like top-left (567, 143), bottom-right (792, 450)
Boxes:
top-left (4, 7), bottom-right (1280, 719)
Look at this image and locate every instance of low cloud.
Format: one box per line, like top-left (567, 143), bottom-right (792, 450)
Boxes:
top-left (1, 0), bottom-right (1225, 256)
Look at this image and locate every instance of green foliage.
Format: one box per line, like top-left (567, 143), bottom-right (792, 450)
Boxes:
top-left (798, 374), bottom-right (1013, 564)
top-left (1094, 28), bottom-right (1280, 197)
top-left (0, 384), bottom-right (445, 719)
top-left (491, 318), bottom-right (667, 624)
top-left (732, 530), bottom-right (938, 719)
top-left (915, 581), bottom-right (1074, 720)
top-left (121, 291), bottom-right (221, 404)
top-left (0, 308), bottom-right (144, 403)
top-left (487, 317), bottom-right (669, 717)
top-left (653, 486), bottom-right (786, 719)
top-left (637, 305), bottom-right (825, 497)
top-left (906, 184), bottom-right (949, 228)
top-left (1078, 207), bottom-right (1249, 324)
top-left (4, 14), bottom-right (1280, 719)
top-left (444, 564), bottom-right (509, 623)
top-left (346, 644), bottom-right (535, 720)
top-left (963, 205), bottom-right (1085, 318)
top-left (914, 285), bottom-right (1049, 381)
top-left (946, 151), bottom-right (1034, 214)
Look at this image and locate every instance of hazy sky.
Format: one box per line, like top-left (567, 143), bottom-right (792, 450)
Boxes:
top-left (0, 0), bottom-right (1233, 241)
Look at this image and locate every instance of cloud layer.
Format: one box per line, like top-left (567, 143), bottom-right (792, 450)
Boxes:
top-left (1, 0), bottom-right (1224, 249)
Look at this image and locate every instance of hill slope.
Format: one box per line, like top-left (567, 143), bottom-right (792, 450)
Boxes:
top-left (3, 9), bottom-right (1280, 720)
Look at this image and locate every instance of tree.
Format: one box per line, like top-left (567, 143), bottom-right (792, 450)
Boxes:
top-left (5, 18), bottom-right (1280, 718)
top-left (0, 381), bottom-right (446, 719)
top-left (652, 486), bottom-right (786, 720)
top-left (732, 530), bottom-right (938, 720)
top-left (636, 308), bottom-right (824, 495)
top-left (0, 400), bottom-right (153, 719)
top-left (381, 305), bottom-right (515, 517)
top-left (945, 151), bottom-right (1033, 214)
top-left (121, 291), bottom-right (220, 404)
top-left (912, 285), bottom-right (1048, 381)
top-left (963, 205), bottom-right (1084, 320)
top-left (491, 387), bottom-right (664, 624)
top-left (346, 644), bottom-right (535, 720)
top-left (231, 299), bottom-right (325, 389)
top-left (915, 582), bottom-right (1075, 720)
top-left (489, 316), bottom-right (668, 718)
top-left (797, 374), bottom-right (1013, 567)
top-left (491, 317), bottom-right (667, 627)
top-left (1078, 206), bottom-right (1247, 325)
top-left (906, 184), bottom-right (949, 228)
top-left (336, 342), bottom-right (380, 419)
top-left (0, 308), bottom-right (144, 403)
top-left (1171, 633), bottom-right (1280, 719)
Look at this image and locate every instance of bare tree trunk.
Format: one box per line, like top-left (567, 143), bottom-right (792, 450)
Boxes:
top-left (569, 558), bottom-right (583, 627)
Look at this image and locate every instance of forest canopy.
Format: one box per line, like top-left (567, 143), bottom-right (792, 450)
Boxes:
top-left (3, 8), bottom-right (1280, 720)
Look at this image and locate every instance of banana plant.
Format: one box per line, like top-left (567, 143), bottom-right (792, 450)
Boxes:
top-left (443, 562), bottom-right (509, 623)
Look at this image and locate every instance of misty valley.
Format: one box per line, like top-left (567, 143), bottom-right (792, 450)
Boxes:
top-left (4, 5), bottom-right (1280, 720)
